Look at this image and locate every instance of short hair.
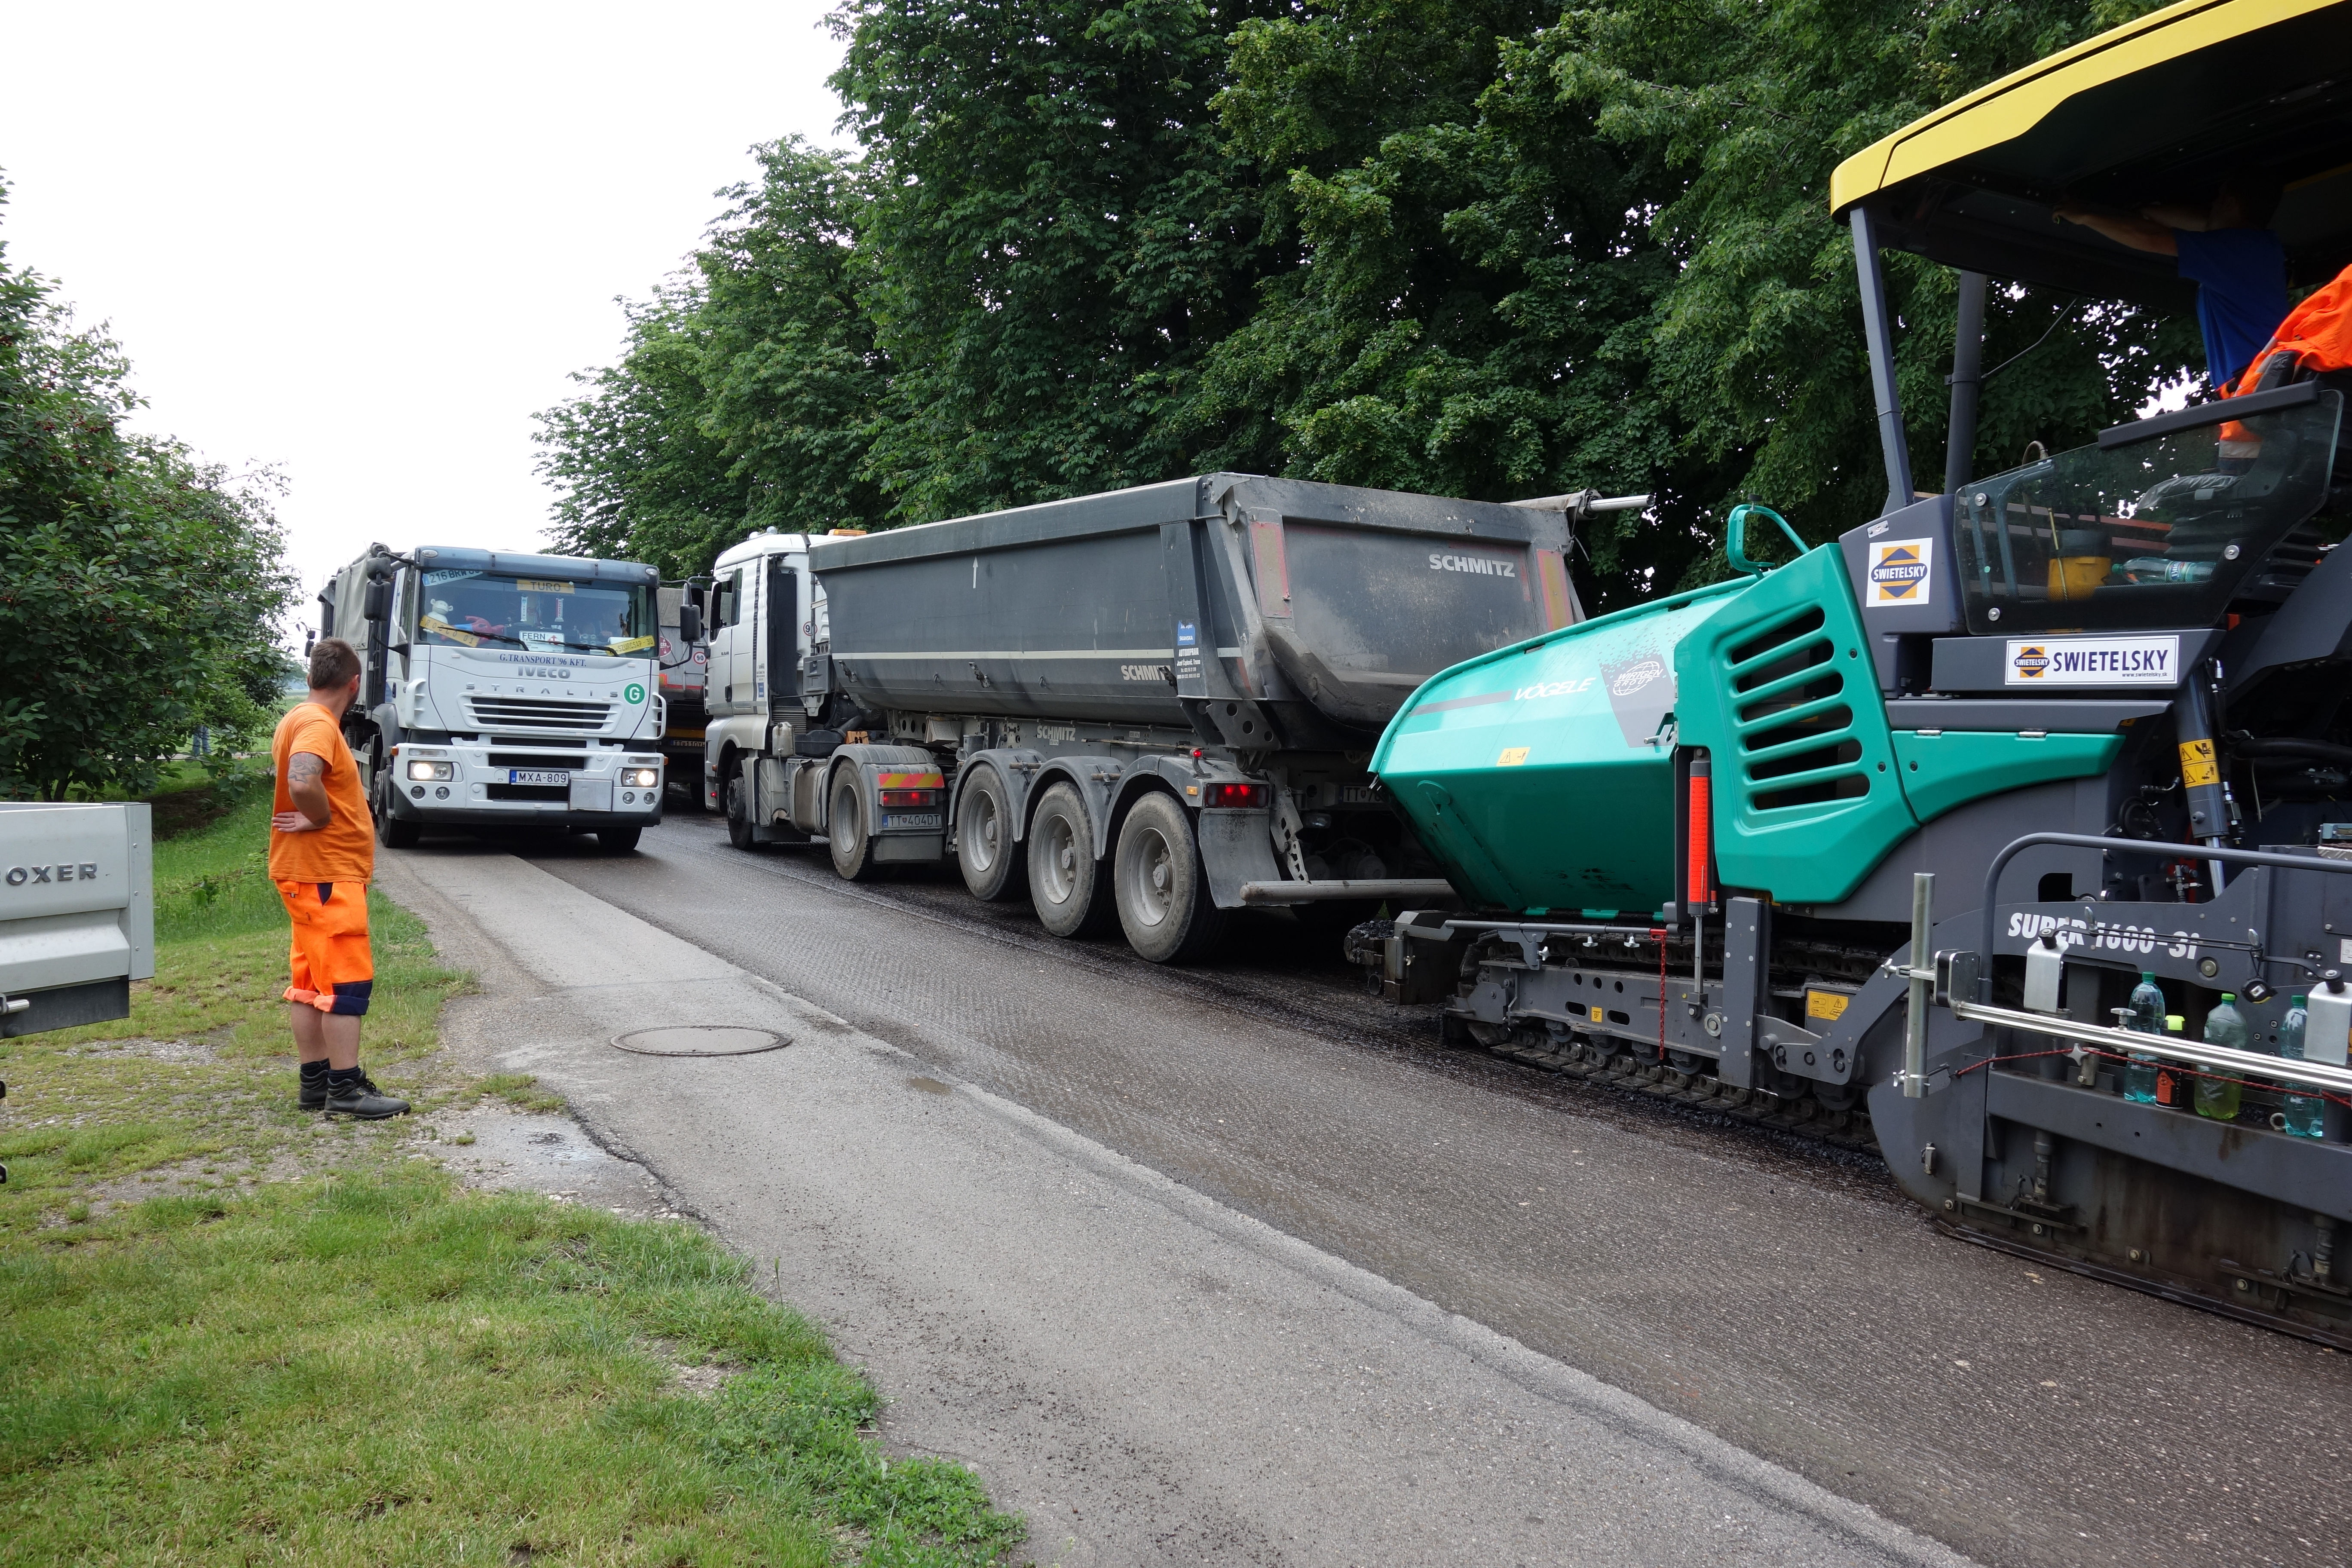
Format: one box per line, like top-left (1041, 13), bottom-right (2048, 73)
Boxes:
top-left (309, 637), bottom-right (363, 691)
top-left (2220, 168), bottom-right (2285, 228)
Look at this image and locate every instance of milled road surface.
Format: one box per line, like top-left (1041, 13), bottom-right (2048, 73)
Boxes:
top-left (389, 815), bottom-right (2350, 1568)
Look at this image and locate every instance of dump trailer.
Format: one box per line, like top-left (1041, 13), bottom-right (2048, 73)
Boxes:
top-left (701, 476), bottom-right (1611, 962)
top-left (318, 545), bottom-right (668, 854)
top-left (1362, 0), bottom-right (2352, 1343)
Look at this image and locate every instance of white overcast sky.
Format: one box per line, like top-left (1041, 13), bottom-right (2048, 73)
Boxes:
top-left (0, 1), bottom-right (849, 643)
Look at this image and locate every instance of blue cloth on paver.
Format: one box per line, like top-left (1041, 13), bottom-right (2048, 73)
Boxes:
top-left (2175, 227), bottom-right (2289, 385)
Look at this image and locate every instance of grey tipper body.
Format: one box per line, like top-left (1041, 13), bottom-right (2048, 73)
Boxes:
top-left (318, 545), bottom-right (668, 852)
top-left (0, 802), bottom-right (153, 1038)
top-left (701, 474), bottom-right (1582, 961)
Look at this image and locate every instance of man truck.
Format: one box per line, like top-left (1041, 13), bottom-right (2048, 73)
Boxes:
top-left (699, 475), bottom-right (1632, 962)
top-left (317, 545), bottom-right (667, 853)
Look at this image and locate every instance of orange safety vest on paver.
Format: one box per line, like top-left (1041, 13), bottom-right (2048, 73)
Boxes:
top-left (2230, 261), bottom-right (2352, 397)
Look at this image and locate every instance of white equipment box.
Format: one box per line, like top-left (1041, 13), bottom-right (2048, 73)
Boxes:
top-left (0, 802), bottom-right (154, 1037)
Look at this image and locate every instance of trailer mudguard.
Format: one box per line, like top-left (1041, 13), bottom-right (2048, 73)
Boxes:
top-left (1199, 805), bottom-right (1283, 909)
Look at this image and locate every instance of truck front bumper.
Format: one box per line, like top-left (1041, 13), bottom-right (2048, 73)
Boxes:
top-left (385, 744), bottom-right (665, 827)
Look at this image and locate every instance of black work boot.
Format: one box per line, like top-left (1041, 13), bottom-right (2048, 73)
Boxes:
top-left (299, 1062), bottom-right (330, 1112)
top-left (324, 1069), bottom-right (410, 1120)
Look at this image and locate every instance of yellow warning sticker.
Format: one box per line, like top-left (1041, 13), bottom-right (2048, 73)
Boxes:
top-left (517, 579), bottom-right (576, 594)
top-left (1805, 989), bottom-right (1851, 1022)
top-left (1498, 747), bottom-right (1530, 766)
top-left (2179, 738), bottom-right (2219, 788)
top-left (1589, 1005), bottom-right (1606, 1023)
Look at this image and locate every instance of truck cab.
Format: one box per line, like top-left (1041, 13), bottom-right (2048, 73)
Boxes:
top-left (699, 530), bottom-right (835, 817)
top-left (321, 545), bottom-right (669, 854)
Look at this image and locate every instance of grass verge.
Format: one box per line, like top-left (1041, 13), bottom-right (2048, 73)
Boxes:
top-left (0, 774), bottom-right (1022, 1565)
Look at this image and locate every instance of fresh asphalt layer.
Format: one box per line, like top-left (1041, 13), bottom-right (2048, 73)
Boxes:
top-left (379, 815), bottom-right (2351, 1568)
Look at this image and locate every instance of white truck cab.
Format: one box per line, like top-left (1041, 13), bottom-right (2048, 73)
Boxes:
top-left (699, 530), bottom-right (827, 813)
top-left (322, 545), bottom-right (668, 854)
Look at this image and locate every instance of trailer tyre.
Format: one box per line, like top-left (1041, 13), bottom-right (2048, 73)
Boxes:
top-left (1113, 792), bottom-right (1225, 963)
top-left (957, 766), bottom-right (1026, 902)
top-left (828, 770), bottom-right (879, 881)
top-left (1027, 783), bottom-right (1111, 937)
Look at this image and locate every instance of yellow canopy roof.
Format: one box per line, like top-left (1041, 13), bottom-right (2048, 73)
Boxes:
top-left (1831, 0), bottom-right (2352, 304)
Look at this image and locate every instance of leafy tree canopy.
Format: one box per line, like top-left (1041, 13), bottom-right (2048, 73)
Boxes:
top-left (539, 0), bottom-right (2186, 608)
top-left (0, 183), bottom-right (297, 800)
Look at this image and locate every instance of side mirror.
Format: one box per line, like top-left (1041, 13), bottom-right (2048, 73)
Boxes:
top-left (361, 576), bottom-right (393, 623)
top-left (679, 603), bottom-right (703, 644)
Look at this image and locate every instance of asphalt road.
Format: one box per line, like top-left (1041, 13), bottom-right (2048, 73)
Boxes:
top-left (438, 814), bottom-right (2348, 1568)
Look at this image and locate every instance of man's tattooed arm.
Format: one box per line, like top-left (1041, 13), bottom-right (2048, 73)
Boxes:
top-left (275, 751), bottom-right (334, 833)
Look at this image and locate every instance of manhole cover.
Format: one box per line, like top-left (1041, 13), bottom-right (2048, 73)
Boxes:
top-left (611, 1026), bottom-right (791, 1058)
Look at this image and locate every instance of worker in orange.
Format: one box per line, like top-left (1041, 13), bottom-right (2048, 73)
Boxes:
top-left (2055, 171), bottom-right (2288, 393)
top-left (270, 637), bottom-right (410, 1118)
top-left (2228, 260), bottom-right (2352, 396)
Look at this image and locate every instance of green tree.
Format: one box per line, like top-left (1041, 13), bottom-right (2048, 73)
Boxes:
top-left (1184, 0), bottom-right (1730, 604)
top-left (1541, 0), bottom-right (2196, 572)
top-left (833, 0), bottom-right (1277, 522)
top-left (538, 141), bottom-right (885, 578)
top-left (0, 187), bottom-right (297, 800)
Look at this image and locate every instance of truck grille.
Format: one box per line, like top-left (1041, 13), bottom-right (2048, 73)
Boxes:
top-left (466, 696), bottom-right (614, 732)
top-left (488, 752), bottom-right (590, 769)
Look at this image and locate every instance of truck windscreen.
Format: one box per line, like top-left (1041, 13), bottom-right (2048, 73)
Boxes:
top-left (417, 572), bottom-right (655, 655)
top-left (1954, 392), bottom-right (2343, 635)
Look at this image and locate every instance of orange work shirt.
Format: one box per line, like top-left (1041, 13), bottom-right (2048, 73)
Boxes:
top-left (270, 702), bottom-right (375, 884)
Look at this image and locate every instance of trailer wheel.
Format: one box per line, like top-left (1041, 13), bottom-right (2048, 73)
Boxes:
top-left (957, 766), bottom-right (1026, 901)
top-left (1027, 783), bottom-right (1111, 936)
top-left (828, 770), bottom-right (879, 881)
top-left (371, 772), bottom-right (421, 849)
top-left (1113, 792), bottom-right (1225, 963)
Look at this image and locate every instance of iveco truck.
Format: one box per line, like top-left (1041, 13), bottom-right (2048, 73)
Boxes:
top-left (317, 545), bottom-right (667, 853)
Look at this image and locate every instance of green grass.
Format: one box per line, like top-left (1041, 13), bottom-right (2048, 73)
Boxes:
top-left (0, 1172), bottom-right (1020, 1566)
top-left (0, 777), bottom-right (1024, 1565)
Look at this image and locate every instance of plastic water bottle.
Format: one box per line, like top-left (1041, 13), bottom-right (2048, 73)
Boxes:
top-left (2122, 972), bottom-right (2166, 1102)
top-left (2280, 994), bottom-right (2325, 1139)
top-left (2195, 994), bottom-right (2248, 1121)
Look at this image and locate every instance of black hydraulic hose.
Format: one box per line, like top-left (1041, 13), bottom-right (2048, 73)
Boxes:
top-left (1972, 832), bottom-right (2352, 1001)
top-left (2226, 732), bottom-right (2352, 769)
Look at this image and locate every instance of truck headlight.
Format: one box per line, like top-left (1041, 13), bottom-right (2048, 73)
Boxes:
top-left (406, 760), bottom-right (455, 781)
top-left (622, 767), bottom-right (660, 787)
